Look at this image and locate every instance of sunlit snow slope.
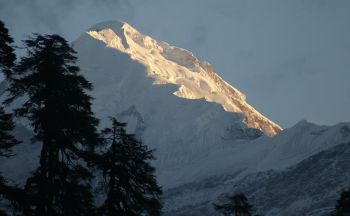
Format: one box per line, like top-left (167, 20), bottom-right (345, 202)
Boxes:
top-left (84, 21), bottom-right (281, 137)
top-left (72, 21), bottom-right (282, 187)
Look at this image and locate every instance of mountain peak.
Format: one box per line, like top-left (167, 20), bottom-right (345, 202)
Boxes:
top-left (82, 20), bottom-right (282, 136)
top-left (88, 20), bottom-right (128, 32)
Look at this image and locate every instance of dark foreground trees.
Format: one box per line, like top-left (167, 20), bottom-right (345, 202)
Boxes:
top-left (0, 20), bottom-right (23, 216)
top-left (0, 106), bottom-right (21, 157)
top-left (0, 20), bottom-right (16, 77)
top-left (1, 20), bottom-right (162, 215)
top-left (98, 117), bottom-right (162, 216)
top-left (0, 106), bottom-right (23, 216)
top-left (331, 187), bottom-right (350, 216)
top-left (0, 19), bottom-right (19, 158)
top-left (5, 34), bottom-right (99, 215)
top-left (214, 193), bottom-right (262, 216)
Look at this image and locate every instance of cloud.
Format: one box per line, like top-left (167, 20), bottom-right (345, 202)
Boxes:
top-left (0, 0), bottom-right (135, 43)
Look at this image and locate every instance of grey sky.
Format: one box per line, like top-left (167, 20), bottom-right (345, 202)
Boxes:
top-left (1, 0), bottom-right (349, 128)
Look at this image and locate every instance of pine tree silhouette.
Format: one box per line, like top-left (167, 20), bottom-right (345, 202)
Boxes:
top-left (0, 20), bottom-right (19, 157)
top-left (5, 34), bottom-right (99, 215)
top-left (97, 117), bottom-right (162, 216)
top-left (0, 20), bottom-right (24, 216)
top-left (0, 20), bottom-right (16, 78)
top-left (0, 20), bottom-right (18, 157)
top-left (0, 107), bottom-right (24, 216)
top-left (332, 187), bottom-right (350, 216)
top-left (214, 193), bottom-right (261, 216)
top-left (0, 106), bottom-right (21, 157)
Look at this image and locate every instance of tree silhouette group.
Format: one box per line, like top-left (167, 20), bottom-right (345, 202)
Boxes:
top-left (0, 20), bottom-right (162, 216)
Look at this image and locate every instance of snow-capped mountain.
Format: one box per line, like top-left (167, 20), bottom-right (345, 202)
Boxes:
top-left (70, 21), bottom-right (350, 215)
top-left (78, 21), bottom-right (281, 137)
top-left (72, 21), bottom-right (285, 188)
top-left (1, 20), bottom-right (349, 215)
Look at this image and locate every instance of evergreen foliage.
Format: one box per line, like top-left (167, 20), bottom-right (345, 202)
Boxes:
top-left (0, 106), bottom-right (21, 157)
top-left (214, 193), bottom-right (262, 216)
top-left (332, 187), bottom-right (350, 216)
top-left (0, 21), bottom-right (164, 216)
top-left (0, 106), bottom-right (23, 215)
top-left (5, 34), bottom-right (99, 215)
top-left (0, 20), bottom-right (23, 216)
top-left (0, 20), bottom-right (16, 77)
top-left (0, 19), bottom-right (19, 157)
top-left (97, 117), bottom-right (162, 216)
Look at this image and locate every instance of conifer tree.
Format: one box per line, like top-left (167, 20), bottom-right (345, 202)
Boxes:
top-left (0, 20), bottom-right (23, 216)
top-left (5, 34), bottom-right (99, 215)
top-left (332, 187), bottom-right (350, 216)
top-left (0, 20), bottom-right (16, 78)
top-left (98, 117), bottom-right (162, 216)
top-left (214, 193), bottom-right (259, 216)
top-left (0, 106), bottom-right (23, 216)
top-left (0, 101), bottom-right (20, 158)
top-left (0, 19), bottom-right (20, 158)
